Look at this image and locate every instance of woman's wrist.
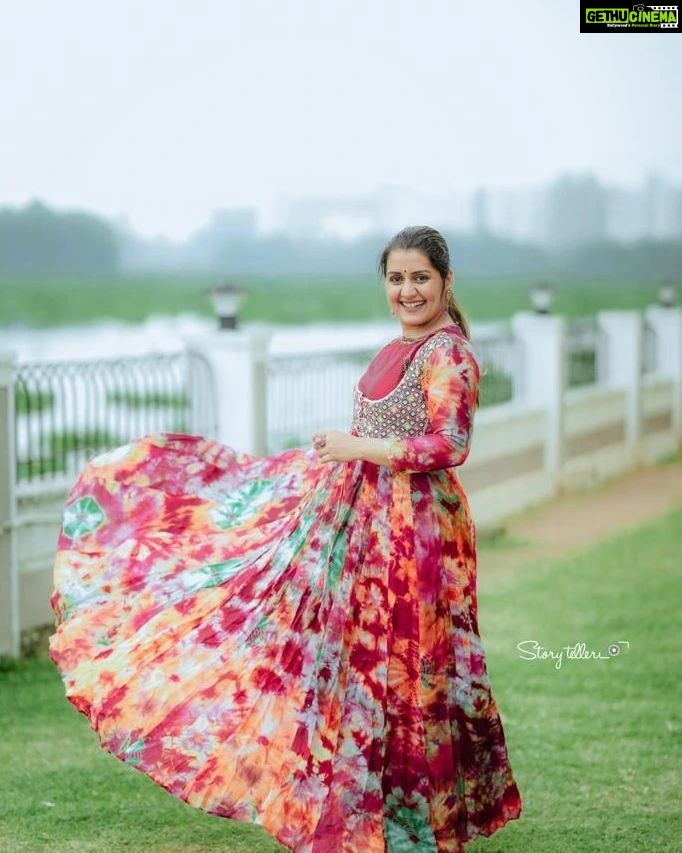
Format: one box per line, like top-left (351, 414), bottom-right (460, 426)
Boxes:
top-left (353, 436), bottom-right (368, 461)
top-left (354, 436), bottom-right (392, 466)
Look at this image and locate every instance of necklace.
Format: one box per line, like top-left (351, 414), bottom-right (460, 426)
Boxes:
top-left (395, 321), bottom-right (456, 344)
top-left (397, 333), bottom-right (431, 344)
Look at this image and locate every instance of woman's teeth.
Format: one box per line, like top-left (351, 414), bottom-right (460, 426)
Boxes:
top-left (401, 301), bottom-right (425, 310)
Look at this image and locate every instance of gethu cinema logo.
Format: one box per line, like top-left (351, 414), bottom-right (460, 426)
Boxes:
top-left (586, 6), bottom-right (678, 24)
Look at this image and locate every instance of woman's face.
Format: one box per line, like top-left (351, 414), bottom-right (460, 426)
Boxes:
top-left (384, 248), bottom-right (453, 336)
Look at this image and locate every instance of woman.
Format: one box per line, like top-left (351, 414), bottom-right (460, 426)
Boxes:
top-left (49, 226), bottom-right (522, 852)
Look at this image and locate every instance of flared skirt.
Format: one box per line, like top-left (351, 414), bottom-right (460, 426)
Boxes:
top-left (48, 432), bottom-right (521, 852)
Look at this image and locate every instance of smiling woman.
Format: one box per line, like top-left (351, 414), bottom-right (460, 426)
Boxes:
top-left (379, 225), bottom-right (472, 341)
top-left (48, 225), bottom-right (521, 853)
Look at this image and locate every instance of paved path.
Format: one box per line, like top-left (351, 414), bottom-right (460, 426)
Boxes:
top-left (477, 458), bottom-right (682, 577)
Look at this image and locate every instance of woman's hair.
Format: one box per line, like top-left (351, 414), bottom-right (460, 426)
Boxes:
top-left (377, 225), bottom-right (471, 340)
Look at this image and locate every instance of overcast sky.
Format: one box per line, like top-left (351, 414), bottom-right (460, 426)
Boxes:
top-left (1, 0), bottom-right (680, 239)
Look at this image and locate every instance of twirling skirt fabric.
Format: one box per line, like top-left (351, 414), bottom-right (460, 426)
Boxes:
top-left (49, 431), bottom-right (521, 852)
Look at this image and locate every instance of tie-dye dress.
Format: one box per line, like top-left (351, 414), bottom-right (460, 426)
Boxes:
top-left (48, 323), bottom-right (522, 853)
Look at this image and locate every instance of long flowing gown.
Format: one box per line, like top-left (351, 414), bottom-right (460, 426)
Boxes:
top-left (48, 322), bottom-right (522, 853)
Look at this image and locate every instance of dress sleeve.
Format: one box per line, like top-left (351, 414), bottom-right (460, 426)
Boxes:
top-left (382, 336), bottom-right (480, 473)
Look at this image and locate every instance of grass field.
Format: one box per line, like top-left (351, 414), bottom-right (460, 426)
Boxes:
top-left (0, 273), bottom-right (665, 327)
top-left (1, 504), bottom-right (679, 852)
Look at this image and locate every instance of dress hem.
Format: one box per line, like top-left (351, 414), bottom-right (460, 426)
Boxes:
top-left (60, 674), bottom-right (521, 853)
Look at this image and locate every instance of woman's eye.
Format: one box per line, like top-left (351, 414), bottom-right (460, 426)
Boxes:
top-left (416, 275), bottom-right (428, 283)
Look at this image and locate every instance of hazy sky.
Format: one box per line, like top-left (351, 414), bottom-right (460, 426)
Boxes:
top-left (1, 0), bottom-right (680, 239)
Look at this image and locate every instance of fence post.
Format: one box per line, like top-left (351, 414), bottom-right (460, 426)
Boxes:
top-left (510, 311), bottom-right (566, 494)
top-left (0, 351), bottom-right (19, 658)
top-left (182, 327), bottom-right (271, 455)
top-left (596, 310), bottom-right (643, 466)
top-left (644, 305), bottom-right (682, 444)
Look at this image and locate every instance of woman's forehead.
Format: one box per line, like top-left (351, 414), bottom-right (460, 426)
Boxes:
top-left (386, 248), bottom-right (433, 271)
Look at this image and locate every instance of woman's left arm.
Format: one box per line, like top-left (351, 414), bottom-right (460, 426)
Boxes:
top-left (313, 337), bottom-right (479, 471)
top-left (366, 337), bottom-right (480, 472)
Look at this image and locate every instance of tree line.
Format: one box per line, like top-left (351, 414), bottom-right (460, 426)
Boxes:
top-left (1, 200), bottom-right (680, 280)
top-left (0, 201), bottom-right (120, 274)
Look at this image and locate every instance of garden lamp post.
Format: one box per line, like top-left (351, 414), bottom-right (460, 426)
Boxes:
top-left (530, 280), bottom-right (554, 315)
top-left (210, 282), bottom-right (247, 330)
top-left (658, 278), bottom-right (676, 308)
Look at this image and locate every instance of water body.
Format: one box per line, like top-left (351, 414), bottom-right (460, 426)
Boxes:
top-left (0, 314), bottom-right (503, 361)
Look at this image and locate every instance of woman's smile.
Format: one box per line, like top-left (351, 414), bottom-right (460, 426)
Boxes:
top-left (400, 299), bottom-right (427, 312)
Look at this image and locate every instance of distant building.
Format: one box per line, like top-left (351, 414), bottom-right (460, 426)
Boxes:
top-left (265, 174), bottom-right (682, 247)
top-left (543, 173), bottom-right (609, 248)
top-left (203, 207), bottom-right (257, 239)
top-left (606, 174), bottom-right (682, 241)
top-left (275, 194), bottom-right (382, 240)
top-left (475, 185), bottom-right (547, 244)
top-left (472, 173), bottom-right (681, 246)
top-left (273, 184), bottom-right (473, 240)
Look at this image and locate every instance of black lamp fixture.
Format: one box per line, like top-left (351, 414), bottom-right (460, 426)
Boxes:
top-left (530, 280), bottom-right (554, 315)
top-left (209, 281), bottom-right (247, 330)
top-left (658, 278), bottom-right (676, 308)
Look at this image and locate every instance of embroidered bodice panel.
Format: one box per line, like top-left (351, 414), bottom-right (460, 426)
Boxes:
top-left (351, 331), bottom-right (454, 439)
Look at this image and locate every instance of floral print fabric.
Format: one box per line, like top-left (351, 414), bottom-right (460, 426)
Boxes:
top-left (49, 327), bottom-right (522, 852)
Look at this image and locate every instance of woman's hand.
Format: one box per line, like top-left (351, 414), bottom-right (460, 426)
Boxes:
top-left (311, 430), bottom-right (360, 464)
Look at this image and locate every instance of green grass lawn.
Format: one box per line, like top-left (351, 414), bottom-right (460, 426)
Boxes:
top-left (1, 506), bottom-right (680, 852)
top-left (0, 273), bottom-right (665, 328)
